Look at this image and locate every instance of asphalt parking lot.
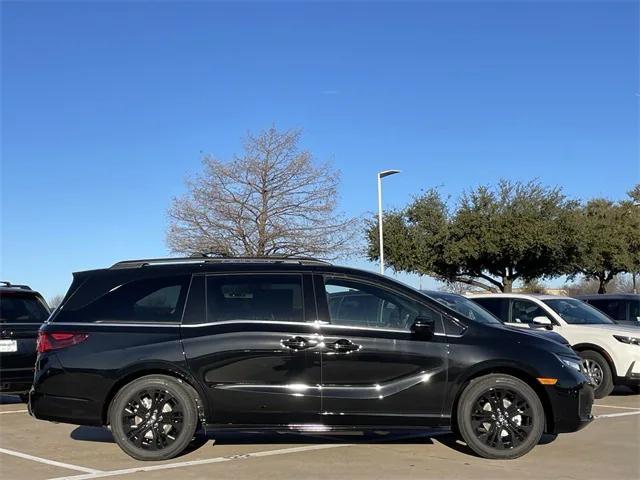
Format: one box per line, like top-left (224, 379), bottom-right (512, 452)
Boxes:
top-left (0, 390), bottom-right (638, 480)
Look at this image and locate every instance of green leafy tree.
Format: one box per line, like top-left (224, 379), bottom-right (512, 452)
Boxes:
top-left (572, 185), bottom-right (640, 293)
top-left (367, 180), bottom-right (581, 292)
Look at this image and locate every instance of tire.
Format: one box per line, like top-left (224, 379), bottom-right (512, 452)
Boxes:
top-left (109, 375), bottom-right (199, 461)
top-left (456, 374), bottom-right (545, 459)
top-left (579, 350), bottom-right (614, 399)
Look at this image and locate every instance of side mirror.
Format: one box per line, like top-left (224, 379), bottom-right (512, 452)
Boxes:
top-left (532, 316), bottom-right (553, 330)
top-left (411, 316), bottom-right (435, 338)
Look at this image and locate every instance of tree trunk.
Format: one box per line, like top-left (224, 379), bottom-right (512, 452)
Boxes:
top-left (502, 277), bottom-right (513, 293)
top-left (598, 277), bottom-right (607, 294)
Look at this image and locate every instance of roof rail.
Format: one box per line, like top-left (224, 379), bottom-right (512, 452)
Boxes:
top-left (0, 281), bottom-right (32, 290)
top-left (110, 256), bottom-right (332, 269)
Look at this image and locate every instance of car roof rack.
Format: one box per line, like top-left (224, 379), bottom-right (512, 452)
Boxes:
top-left (0, 281), bottom-right (32, 290)
top-left (109, 256), bottom-right (332, 269)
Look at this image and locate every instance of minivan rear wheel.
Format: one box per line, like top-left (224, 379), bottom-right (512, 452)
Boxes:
top-left (456, 374), bottom-right (545, 459)
top-left (109, 375), bottom-right (198, 461)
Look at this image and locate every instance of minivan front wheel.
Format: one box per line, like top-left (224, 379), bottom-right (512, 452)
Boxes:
top-left (457, 374), bottom-right (545, 459)
top-left (109, 375), bottom-right (199, 461)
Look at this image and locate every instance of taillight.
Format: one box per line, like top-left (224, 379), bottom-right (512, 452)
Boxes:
top-left (37, 332), bottom-right (89, 353)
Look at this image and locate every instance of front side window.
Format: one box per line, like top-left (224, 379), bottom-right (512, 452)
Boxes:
top-left (206, 274), bottom-right (304, 323)
top-left (426, 292), bottom-right (501, 325)
top-left (324, 277), bottom-right (440, 331)
top-left (510, 299), bottom-right (551, 324)
top-left (0, 295), bottom-right (50, 323)
top-left (543, 299), bottom-right (614, 325)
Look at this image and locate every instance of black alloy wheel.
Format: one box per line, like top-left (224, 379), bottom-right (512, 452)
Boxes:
top-left (457, 374), bottom-right (545, 459)
top-left (470, 387), bottom-right (533, 450)
top-left (121, 388), bottom-right (185, 451)
top-left (110, 375), bottom-right (199, 460)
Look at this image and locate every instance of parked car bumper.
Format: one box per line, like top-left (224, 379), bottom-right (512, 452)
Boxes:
top-left (545, 380), bottom-right (594, 434)
top-left (616, 365), bottom-right (640, 388)
top-left (0, 368), bottom-right (34, 394)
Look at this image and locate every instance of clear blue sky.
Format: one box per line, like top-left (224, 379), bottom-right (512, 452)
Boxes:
top-left (2, 1), bottom-right (638, 300)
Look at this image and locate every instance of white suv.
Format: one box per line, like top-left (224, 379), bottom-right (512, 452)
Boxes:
top-left (469, 293), bottom-right (640, 398)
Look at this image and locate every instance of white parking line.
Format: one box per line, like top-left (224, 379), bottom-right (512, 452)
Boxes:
top-left (0, 409), bottom-right (28, 414)
top-left (46, 443), bottom-right (354, 480)
top-left (593, 404), bottom-right (640, 411)
top-left (595, 411), bottom-right (640, 419)
top-left (0, 447), bottom-right (102, 474)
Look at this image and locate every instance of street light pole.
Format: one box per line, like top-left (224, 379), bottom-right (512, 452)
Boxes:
top-left (377, 169), bottom-right (401, 274)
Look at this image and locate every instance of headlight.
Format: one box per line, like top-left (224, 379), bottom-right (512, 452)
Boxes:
top-left (560, 357), bottom-right (582, 372)
top-left (614, 335), bottom-right (640, 346)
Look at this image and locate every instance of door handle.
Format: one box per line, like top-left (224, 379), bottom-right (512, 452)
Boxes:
top-left (280, 336), bottom-right (311, 350)
top-left (327, 339), bottom-right (360, 354)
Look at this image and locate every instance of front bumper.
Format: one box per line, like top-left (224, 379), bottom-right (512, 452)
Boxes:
top-left (546, 381), bottom-right (594, 434)
top-left (616, 366), bottom-right (640, 387)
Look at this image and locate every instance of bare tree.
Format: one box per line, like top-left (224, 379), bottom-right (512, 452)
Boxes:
top-left (167, 127), bottom-right (358, 259)
top-left (519, 279), bottom-right (547, 294)
top-left (48, 294), bottom-right (65, 309)
top-left (437, 280), bottom-right (491, 295)
top-left (563, 275), bottom-right (634, 296)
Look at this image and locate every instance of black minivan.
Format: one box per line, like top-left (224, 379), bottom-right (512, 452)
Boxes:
top-left (30, 257), bottom-right (592, 461)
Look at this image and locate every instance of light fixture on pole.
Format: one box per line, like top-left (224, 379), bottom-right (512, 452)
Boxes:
top-left (377, 169), bottom-right (401, 274)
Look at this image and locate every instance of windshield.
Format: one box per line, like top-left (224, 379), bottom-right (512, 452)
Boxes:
top-left (423, 291), bottom-right (502, 325)
top-left (0, 294), bottom-right (50, 323)
top-left (543, 298), bottom-right (615, 325)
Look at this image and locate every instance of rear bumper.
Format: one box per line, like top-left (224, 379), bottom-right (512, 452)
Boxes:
top-left (29, 391), bottom-right (103, 426)
top-left (0, 369), bottom-right (34, 394)
top-left (546, 381), bottom-right (594, 434)
top-left (29, 353), bottom-right (103, 426)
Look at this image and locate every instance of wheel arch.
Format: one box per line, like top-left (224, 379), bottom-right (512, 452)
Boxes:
top-left (102, 363), bottom-right (207, 426)
top-left (449, 364), bottom-right (555, 434)
top-left (571, 343), bottom-right (617, 378)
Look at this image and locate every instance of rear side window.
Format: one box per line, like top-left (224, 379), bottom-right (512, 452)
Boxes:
top-left (588, 299), bottom-right (625, 321)
top-left (0, 295), bottom-right (50, 323)
top-left (206, 274), bottom-right (304, 323)
top-left (56, 276), bottom-right (190, 323)
top-left (473, 298), bottom-right (508, 322)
